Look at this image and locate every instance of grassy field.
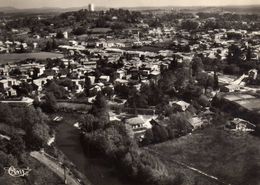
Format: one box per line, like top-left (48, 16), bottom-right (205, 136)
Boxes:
top-left (0, 52), bottom-right (64, 64)
top-left (146, 127), bottom-right (260, 185)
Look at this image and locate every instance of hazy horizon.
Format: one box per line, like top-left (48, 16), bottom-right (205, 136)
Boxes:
top-left (0, 0), bottom-right (259, 9)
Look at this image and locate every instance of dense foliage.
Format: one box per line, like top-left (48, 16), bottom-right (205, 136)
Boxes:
top-left (80, 93), bottom-right (182, 185)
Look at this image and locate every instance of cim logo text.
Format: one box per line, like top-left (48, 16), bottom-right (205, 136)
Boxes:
top-left (4, 166), bottom-right (31, 177)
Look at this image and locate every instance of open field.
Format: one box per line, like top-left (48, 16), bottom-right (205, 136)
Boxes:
top-left (146, 127), bottom-right (260, 185)
top-left (0, 52), bottom-right (64, 64)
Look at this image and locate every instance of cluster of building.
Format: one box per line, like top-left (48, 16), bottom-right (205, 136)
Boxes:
top-left (1, 10), bottom-right (260, 137)
top-left (0, 40), bottom-right (30, 53)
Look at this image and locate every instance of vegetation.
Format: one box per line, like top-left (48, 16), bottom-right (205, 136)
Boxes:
top-left (81, 122), bottom-right (180, 185)
top-left (0, 103), bottom-right (51, 150)
top-left (1, 6), bottom-right (260, 185)
top-left (148, 125), bottom-right (260, 185)
top-left (0, 152), bottom-right (63, 185)
top-left (80, 93), bottom-right (182, 185)
top-left (0, 103), bottom-right (58, 184)
top-left (142, 112), bottom-right (193, 145)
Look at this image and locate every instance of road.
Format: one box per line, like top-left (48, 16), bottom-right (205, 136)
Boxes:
top-left (30, 151), bottom-right (83, 185)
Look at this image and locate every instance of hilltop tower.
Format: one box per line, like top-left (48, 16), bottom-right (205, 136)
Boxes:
top-left (88, 3), bottom-right (95, 12)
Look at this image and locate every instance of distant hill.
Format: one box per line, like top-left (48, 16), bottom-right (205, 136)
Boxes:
top-left (0, 5), bottom-right (259, 14)
top-left (125, 5), bottom-right (260, 14)
top-left (0, 6), bottom-right (18, 13)
top-left (0, 6), bottom-right (108, 14)
top-left (0, 6), bottom-right (63, 14)
top-left (222, 5), bottom-right (260, 14)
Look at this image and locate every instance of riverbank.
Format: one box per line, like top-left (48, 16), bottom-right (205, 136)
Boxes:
top-left (54, 112), bottom-right (145, 185)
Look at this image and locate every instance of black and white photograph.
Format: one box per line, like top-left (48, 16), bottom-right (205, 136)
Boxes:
top-left (0, 0), bottom-right (260, 185)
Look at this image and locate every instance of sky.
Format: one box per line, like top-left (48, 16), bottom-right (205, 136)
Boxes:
top-left (0, 0), bottom-right (259, 9)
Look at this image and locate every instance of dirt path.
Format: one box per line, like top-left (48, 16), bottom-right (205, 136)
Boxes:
top-left (30, 151), bottom-right (83, 185)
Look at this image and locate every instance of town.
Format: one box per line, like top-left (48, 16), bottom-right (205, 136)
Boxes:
top-left (0, 2), bottom-right (260, 185)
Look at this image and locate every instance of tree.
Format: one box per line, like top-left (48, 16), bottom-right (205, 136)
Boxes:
top-left (168, 112), bottom-right (193, 136)
top-left (110, 71), bottom-right (117, 83)
top-left (214, 70), bottom-right (219, 90)
top-left (7, 135), bottom-right (25, 156)
top-left (142, 129), bottom-right (154, 145)
top-left (102, 86), bottom-right (114, 99)
top-left (182, 84), bottom-right (203, 101)
top-left (138, 151), bottom-right (168, 183)
top-left (58, 78), bottom-right (75, 91)
top-left (204, 19), bottom-right (218, 30)
top-left (181, 19), bottom-right (199, 30)
top-left (0, 151), bottom-right (18, 167)
top-left (13, 82), bottom-right (33, 97)
top-left (91, 92), bottom-right (109, 126)
top-left (158, 71), bottom-right (177, 95)
top-left (227, 44), bottom-right (242, 64)
top-left (56, 31), bottom-right (64, 39)
top-left (72, 27), bottom-right (86, 35)
top-left (111, 22), bottom-right (127, 30)
top-left (41, 92), bottom-right (57, 113)
top-left (192, 56), bottom-right (204, 76)
top-left (169, 57), bottom-right (178, 71)
top-left (92, 93), bottom-right (107, 111)
top-left (32, 68), bottom-right (40, 79)
top-left (45, 81), bottom-right (66, 99)
top-left (198, 94), bottom-right (210, 107)
top-left (152, 125), bottom-right (169, 143)
top-left (19, 44), bottom-right (26, 53)
top-left (121, 149), bottom-right (140, 177)
top-left (9, 68), bottom-right (22, 76)
top-left (29, 122), bottom-right (50, 150)
top-left (140, 82), bottom-right (163, 106)
top-left (246, 47), bottom-right (252, 61)
top-left (196, 72), bottom-right (209, 88)
top-left (205, 76), bottom-right (214, 89)
top-left (84, 77), bottom-right (92, 96)
top-left (45, 40), bottom-right (52, 51)
top-left (127, 89), bottom-right (149, 109)
top-left (52, 39), bottom-right (58, 50)
top-left (81, 114), bottom-right (97, 132)
top-left (174, 67), bottom-right (191, 90)
top-left (114, 84), bottom-right (129, 99)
